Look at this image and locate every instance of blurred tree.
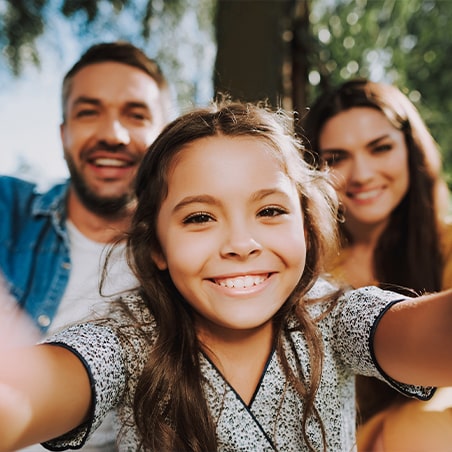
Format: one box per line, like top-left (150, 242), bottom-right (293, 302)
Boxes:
top-left (0, 0), bottom-right (216, 110)
top-left (2, 0), bottom-right (452, 178)
top-left (214, 0), bottom-right (291, 107)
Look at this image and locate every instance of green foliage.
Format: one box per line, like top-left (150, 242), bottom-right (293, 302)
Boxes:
top-left (307, 0), bottom-right (452, 180)
top-left (0, 0), bottom-right (215, 110)
top-left (1, 0), bottom-right (46, 75)
top-left (2, 0), bottom-right (452, 179)
top-left (0, 0), bottom-right (186, 74)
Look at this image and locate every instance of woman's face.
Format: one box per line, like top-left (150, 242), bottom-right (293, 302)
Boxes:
top-left (318, 107), bottom-right (410, 231)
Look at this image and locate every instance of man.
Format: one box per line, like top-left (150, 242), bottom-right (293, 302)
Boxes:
top-left (0, 41), bottom-right (173, 451)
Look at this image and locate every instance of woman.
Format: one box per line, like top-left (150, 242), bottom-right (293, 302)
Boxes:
top-left (304, 79), bottom-right (452, 451)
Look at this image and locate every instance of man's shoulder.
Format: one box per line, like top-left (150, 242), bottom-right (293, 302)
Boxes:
top-left (0, 175), bottom-right (69, 214)
top-left (0, 175), bottom-right (36, 192)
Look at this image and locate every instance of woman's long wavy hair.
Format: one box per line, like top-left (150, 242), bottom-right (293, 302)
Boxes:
top-left (126, 100), bottom-right (341, 451)
top-left (304, 78), bottom-right (447, 294)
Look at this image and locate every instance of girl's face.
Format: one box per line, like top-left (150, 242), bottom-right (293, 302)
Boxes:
top-left (153, 135), bottom-right (306, 339)
top-left (318, 107), bottom-right (410, 231)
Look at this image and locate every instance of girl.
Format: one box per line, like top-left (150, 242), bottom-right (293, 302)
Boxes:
top-left (304, 79), bottom-right (452, 450)
top-left (1, 100), bottom-right (452, 452)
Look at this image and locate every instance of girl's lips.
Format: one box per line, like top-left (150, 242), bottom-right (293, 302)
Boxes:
top-left (213, 274), bottom-right (270, 289)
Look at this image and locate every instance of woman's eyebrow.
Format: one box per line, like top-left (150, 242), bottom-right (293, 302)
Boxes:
top-left (366, 134), bottom-right (391, 148)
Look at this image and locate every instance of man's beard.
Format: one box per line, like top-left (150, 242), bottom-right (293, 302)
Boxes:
top-left (66, 153), bottom-right (135, 219)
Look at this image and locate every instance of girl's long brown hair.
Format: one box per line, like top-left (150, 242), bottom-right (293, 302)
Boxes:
top-left (125, 100), bottom-right (341, 451)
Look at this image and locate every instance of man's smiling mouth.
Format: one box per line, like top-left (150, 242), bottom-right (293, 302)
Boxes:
top-left (91, 157), bottom-right (133, 168)
top-left (213, 274), bottom-right (269, 289)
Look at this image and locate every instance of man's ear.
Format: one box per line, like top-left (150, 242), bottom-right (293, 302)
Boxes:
top-left (151, 249), bottom-right (168, 271)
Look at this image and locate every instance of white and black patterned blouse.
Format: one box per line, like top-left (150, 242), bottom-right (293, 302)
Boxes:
top-left (42, 279), bottom-right (434, 451)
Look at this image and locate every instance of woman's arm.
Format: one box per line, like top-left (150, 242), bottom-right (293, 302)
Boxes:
top-left (374, 289), bottom-right (452, 386)
top-left (0, 344), bottom-right (91, 451)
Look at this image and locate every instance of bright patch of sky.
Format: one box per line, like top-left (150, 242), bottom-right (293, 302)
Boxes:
top-left (0, 0), bottom-right (216, 189)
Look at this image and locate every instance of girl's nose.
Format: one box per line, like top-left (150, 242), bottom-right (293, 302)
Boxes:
top-left (220, 224), bottom-right (263, 259)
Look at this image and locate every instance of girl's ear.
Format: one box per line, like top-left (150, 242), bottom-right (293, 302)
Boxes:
top-left (151, 248), bottom-right (168, 270)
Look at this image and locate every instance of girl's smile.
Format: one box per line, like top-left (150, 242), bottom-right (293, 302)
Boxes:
top-left (153, 135), bottom-right (307, 339)
top-left (212, 273), bottom-right (270, 290)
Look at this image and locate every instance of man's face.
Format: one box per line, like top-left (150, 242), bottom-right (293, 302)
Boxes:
top-left (61, 61), bottom-right (167, 217)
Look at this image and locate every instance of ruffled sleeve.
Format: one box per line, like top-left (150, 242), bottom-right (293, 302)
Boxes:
top-left (334, 286), bottom-right (435, 400)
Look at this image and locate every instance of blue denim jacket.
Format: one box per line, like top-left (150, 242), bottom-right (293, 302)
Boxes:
top-left (0, 176), bottom-right (71, 333)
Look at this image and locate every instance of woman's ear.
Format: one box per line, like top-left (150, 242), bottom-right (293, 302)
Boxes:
top-left (151, 248), bottom-right (168, 271)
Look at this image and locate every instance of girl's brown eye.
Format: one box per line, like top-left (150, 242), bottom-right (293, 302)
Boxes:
top-left (183, 212), bottom-right (214, 224)
top-left (258, 207), bottom-right (287, 217)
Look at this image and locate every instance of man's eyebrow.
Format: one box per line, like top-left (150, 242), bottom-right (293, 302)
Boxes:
top-left (125, 101), bottom-right (151, 110)
top-left (71, 96), bottom-right (101, 107)
top-left (70, 97), bottom-right (151, 111)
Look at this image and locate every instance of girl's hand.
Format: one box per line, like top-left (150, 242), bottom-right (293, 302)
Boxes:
top-left (0, 273), bottom-right (40, 349)
top-left (0, 272), bottom-right (91, 450)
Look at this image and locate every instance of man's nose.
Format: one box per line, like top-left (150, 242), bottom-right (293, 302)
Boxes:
top-left (98, 116), bottom-right (131, 146)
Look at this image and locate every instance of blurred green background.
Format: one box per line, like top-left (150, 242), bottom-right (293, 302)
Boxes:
top-left (2, 0), bottom-right (451, 185)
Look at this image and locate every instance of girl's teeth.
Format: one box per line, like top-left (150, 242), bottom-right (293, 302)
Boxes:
top-left (217, 275), bottom-right (266, 288)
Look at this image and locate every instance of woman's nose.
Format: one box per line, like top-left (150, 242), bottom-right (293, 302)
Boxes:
top-left (349, 155), bottom-right (374, 183)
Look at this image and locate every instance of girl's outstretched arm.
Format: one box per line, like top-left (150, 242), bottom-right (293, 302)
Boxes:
top-left (0, 344), bottom-right (91, 451)
top-left (374, 288), bottom-right (452, 387)
top-left (0, 286), bottom-right (92, 451)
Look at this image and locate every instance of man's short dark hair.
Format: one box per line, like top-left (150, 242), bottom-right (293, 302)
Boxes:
top-left (61, 41), bottom-right (172, 121)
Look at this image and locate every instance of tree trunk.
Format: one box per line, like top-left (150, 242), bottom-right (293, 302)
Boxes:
top-left (214, 0), bottom-right (291, 107)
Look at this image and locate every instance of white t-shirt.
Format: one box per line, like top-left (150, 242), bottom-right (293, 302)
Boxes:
top-left (47, 220), bottom-right (138, 335)
top-left (21, 220), bottom-right (138, 452)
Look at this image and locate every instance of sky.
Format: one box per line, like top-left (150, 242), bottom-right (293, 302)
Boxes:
top-left (0, 2), bottom-right (215, 189)
top-left (0, 56), bottom-right (71, 188)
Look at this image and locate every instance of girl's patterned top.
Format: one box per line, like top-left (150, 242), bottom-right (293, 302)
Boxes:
top-left (41, 279), bottom-right (434, 451)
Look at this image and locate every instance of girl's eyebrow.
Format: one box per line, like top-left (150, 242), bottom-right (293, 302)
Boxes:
top-left (173, 195), bottom-right (219, 213)
top-left (250, 188), bottom-right (290, 202)
top-left (172, 189), bottom-right (290, 213)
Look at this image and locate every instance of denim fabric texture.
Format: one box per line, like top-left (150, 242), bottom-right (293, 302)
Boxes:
top-left (0, 176), bottom-right (71, 333)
